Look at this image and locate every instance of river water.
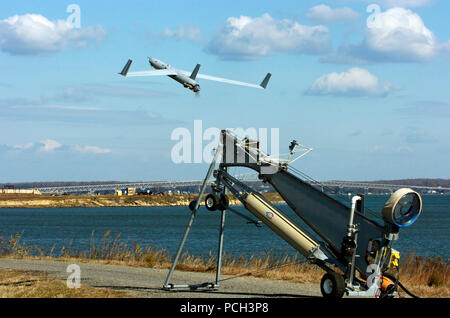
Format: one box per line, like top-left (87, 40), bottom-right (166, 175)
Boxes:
top-left (0, 195), bottom-right (448, 260)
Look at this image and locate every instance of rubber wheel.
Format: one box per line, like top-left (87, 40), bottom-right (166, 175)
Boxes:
top-left (219, 193), bottom-right (230, 210)
top-left (320, 272), bottom-right (345, 299)
top-left (205, 193), bottom-right (219, 211)
top-left (188, 200), bottom-right (197, 212)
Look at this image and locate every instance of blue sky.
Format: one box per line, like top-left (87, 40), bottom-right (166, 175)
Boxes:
top-left (0, 0), bottom-right (449, 182)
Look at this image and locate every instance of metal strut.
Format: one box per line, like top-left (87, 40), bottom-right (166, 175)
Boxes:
top-left (163, 146), bottom-right (224, 290)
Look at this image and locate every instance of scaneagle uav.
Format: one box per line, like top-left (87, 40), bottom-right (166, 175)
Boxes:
top-left (119, 58), bottom-right (271, 93)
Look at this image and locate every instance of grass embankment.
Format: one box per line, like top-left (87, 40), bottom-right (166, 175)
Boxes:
top-left (1, 232), bottom-right (448, 298)
top-left (0, 193), bottom-right (284, 208)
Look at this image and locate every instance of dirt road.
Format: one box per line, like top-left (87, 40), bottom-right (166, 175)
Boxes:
top-left (0, 258), bottom-right (321, 298)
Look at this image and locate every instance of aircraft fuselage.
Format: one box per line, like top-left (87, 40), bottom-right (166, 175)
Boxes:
top-left (149, 58), bottom-right (200, 92)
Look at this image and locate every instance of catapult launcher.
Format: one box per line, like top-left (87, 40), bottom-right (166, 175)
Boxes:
top-left (163, 130), bottom-right (422, 298)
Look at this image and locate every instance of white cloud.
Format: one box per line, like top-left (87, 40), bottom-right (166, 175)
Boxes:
top-left (206, 13), bottom-right (331, 60)
top-left (365, 8), bottom-right (436, 62)
top-left (323, 7), bottom-right (446, 63)
top-left (305, 67), bottom-right (393, 97)
top-left (306, 4), bottom-right (360, 24)
top-left (39, 139), bottom-right (62, 152)
top-left (4, 140), bottom-right (111, 154)
top-left (382, 0), bottom-right (432, 8)
top-left (13, 142), bottom-right (34, 150)
top-left (0, 14), bottom-right (106, 55)
top-left (75, 145), bottom-right (111, 154)
top-left (161, 25), bottom-right (202, 42)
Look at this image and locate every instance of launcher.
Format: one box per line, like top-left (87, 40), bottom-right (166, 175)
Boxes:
top-left (163, 130), bottom-right (422, 298)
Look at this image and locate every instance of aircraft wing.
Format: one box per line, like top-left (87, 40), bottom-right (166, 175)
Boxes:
top-left (180, 71), bottom-right (271, 89)
top-left (196, 74), bottom-right (262, 89)
top-left (125, 70), bottom-right (177, 77)
top-left (118, 59), bottom-right (177, 77)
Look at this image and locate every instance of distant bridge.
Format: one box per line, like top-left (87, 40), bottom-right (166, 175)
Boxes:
top-left (34, 179), bottom-right (450, 194)
top-left (308, 180), bottom-right (450, 194)
top-left (36, 181), bottom-right (204, 194)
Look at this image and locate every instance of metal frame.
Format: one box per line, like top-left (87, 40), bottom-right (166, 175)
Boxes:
top-left (162, 130), bottom-right (410, 298)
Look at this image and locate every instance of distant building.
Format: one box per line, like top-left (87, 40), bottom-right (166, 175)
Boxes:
top-left (0, 189), bottom-right (41, 195)
top-left (114, 189), bottom-right (123, 196)
top-left (127, 188), bottom-right (136, 196)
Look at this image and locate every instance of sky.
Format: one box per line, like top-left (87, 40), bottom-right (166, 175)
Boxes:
top-left (0, 0), bottom-right (449, 182)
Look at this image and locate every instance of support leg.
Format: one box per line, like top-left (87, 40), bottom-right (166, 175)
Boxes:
top-left (163, 146), bottom-right (222, 289)
top-left (215, 208), bottom-right (226, 287)
top-left (163, 209), bottom-right (197, 289)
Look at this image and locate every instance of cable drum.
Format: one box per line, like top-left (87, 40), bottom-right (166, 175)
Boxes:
top-left (382, 188), bottom-right (422, 227)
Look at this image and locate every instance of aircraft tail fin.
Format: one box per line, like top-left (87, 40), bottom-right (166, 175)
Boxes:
top-left (260, 73), bottom-right (271, 89)
top-left (119, 59), bottom-right (132, 76)
top-left (190, 64), bottom-right (201, 80)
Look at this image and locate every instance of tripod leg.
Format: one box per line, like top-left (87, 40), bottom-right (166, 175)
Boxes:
top-left (215, 208), bottom-right (226, 287)
top-left (163, 146), bottom-right (222, 289)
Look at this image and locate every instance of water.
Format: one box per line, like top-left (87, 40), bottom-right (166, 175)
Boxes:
top-left (0, 195), bottom-right (448, 260)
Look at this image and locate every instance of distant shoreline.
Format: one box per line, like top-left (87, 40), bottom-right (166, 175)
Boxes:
top-left (0, 192), bottom-right (447, 209)
top-left (3, 178), bottom-right (450, 189)
top-left (0, 193), bottom-right (285, 209)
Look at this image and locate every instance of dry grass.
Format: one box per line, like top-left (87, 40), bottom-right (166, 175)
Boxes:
top-left (0, 268), bottom-right (131, 298)
top-left (173, 251), bottom-right (326, 284)
top-left (396, 254), bottom-right (450, 297)
top-left (1, 231), bottom-right (448, 298)
top-left (0, 193), bottom-right (285, 208)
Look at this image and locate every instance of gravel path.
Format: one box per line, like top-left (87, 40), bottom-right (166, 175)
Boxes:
top-left (0, 258), bottom-right (321, 298)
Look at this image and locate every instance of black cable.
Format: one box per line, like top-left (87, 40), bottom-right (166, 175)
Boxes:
top-left (383, 272), bottom-right (420, 298)
top-left (397, 280), bottom-right (420, 298)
